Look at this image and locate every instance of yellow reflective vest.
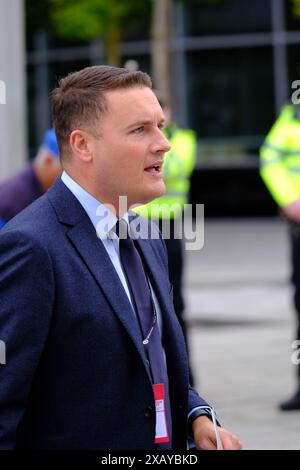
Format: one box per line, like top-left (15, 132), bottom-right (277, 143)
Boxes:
top-left (135, 123), bottom-right (197, 219)
top-left (260, 104), bottom-right (300, 207)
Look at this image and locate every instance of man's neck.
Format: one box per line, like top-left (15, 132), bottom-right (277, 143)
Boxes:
top-left (63, 169), bottom-right (129, 219)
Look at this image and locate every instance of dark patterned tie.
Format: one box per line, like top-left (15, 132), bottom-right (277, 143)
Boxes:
top-left (117, 219), bottom-right (172, 449)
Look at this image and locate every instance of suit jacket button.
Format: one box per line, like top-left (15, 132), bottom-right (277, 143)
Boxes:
top-left (145, 406), bottom-right (153, 418)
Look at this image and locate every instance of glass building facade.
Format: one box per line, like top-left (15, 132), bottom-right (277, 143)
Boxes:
top-left (26, 0), bottom-right (300, 215)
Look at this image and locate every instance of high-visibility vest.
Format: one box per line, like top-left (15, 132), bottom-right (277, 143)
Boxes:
top-left (135, 124), bottom-right (197, 219)
top-left (260, 104), bottom-right (300, 207)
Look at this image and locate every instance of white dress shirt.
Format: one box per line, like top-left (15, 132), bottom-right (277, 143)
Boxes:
top-left (61, 171), bottom-right (163, 333)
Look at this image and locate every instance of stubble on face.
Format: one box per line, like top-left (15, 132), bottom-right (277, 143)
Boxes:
top-left (88, 86), bottom-right (171, 214)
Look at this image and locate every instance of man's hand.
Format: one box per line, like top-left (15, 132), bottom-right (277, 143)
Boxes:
top-left (192, 415), bottom-right (243, 450)
top-left (283, 198), bottom-right (300, 223)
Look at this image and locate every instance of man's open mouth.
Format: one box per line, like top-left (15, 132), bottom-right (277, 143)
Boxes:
top-left (144, 163), bottom-right (162, 173)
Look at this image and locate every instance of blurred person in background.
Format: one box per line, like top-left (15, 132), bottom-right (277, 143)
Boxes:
top-left (0, 128), bottom-right (61, 228)
top-left (260, 103), bottom-right (300, 411)
top-left (134, 97), bottom-right (197, 386)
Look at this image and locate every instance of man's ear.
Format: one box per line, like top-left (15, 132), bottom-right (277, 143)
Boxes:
top-left (69, 129), bottom-right (92, 163)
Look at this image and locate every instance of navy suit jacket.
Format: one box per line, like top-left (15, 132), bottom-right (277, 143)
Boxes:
top-left (0, 178), bottom-right (208, 450)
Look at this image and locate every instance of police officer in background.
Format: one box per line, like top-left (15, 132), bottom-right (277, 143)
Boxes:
top-left (135, 98), bottom-right (197, 385)
top-left (0, 129), bottom-right (61, 228)
top-left (260, 103), bottom-right (300, 410)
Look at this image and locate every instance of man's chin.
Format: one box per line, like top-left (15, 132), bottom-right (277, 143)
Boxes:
top-left (129, 187), bottom-right (165, 210)
top-left (144, 186), bottom-right (165, 204)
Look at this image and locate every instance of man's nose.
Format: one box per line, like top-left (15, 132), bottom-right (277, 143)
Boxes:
top-left (152, 131), bottom-right (171, 154)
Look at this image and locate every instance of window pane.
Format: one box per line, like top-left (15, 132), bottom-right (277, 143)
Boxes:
top-left (285, 0), bottom-right (300, 31)
top-left (48, 59), bottom-right (90, 90)
top-left (288, 44), bottom-right (300, 91)
top-left (185, 0), bottom-right (271, 36)
top-left (186, 47), bottom-right (274, 165)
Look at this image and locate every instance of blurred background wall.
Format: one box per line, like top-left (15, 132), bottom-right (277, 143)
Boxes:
top-left (3, 0), bottom-right (300, 216)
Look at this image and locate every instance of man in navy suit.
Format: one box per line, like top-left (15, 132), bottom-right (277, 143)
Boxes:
top-left (0, 65), bottom-right (242, 450)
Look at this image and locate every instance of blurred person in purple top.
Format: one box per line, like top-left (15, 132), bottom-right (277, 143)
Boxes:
top-left (0, 129), bottom-right (61, 227)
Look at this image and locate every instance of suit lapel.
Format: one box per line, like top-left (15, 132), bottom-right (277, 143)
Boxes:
top-left (136, 237), bottom-right (189, 385)
top-left (47, 180), bottom-right (151, 380)
top-left (135, 238), bottom-right (178, 333)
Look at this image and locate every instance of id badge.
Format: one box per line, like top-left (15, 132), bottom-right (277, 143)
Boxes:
top-left (153, 383), bottom-right (169, 443)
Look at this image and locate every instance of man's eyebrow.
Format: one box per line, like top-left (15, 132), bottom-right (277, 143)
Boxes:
top-left (126, 118), bottom-right (165, 129)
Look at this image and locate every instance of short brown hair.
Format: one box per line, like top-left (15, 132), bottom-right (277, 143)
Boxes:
top-left (51, 65), bottom-right (152, 161)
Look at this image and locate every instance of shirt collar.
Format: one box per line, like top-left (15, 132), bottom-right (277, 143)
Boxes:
top-left (61, 171), bottom-right (129, 239)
